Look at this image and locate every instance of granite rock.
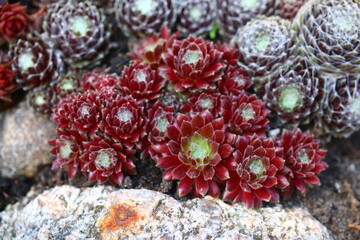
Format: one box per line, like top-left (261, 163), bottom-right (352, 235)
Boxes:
top-left (0, 185), bottom-right (333, 240)
top-left (0, 101), bottom-right (56, 178)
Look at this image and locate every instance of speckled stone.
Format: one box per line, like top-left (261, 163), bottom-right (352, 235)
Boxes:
top-left (0, 101), bottom-right (56, 178)
top-left (0, 186), bottom-right (333, 240)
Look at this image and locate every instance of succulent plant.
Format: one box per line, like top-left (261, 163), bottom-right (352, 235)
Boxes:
top-left (49, 130), bottom-right (86, 178)
top-left (114, 0), bottom-right (177, 37)
top-left (218, 66), bottom-right (251, 96)
top-left (99, 95), bottom-right (147, 149)
top-left (216, 0), bottom-right (279, 39)
top-left (129, 26), bottom-right (179, 70)
top-left (80, 135), bottom-right (136, 184)
top-left (142, 101), bottom-right (175, 160)
top-left (80, 71), bottom-right (118, 92)
top-left (276, 128), bottom-right (328, 198)
top-left (232, 16), bottom-right (297, 90)
top-left (156, 111), bottom-right (235, 198)
top-left (0, 3), bottom-right (45, 43)
top-left (52, 89), bottom-right (112, 137)
top-left (51, 72), bottom-right (80, 102)
top-left (180, 90), bottom-right (222, 117)
top-left (43, 0), bottom-right (110, 68)
top-left (294, 0), bottom-right (360, 75)
top-left (10, 33), bottom-right (61, 90)
top-left (263, 57), bottom-right (325, 125)
top-left (118, 62), bottom-right (166, 102)
top-left (160, 36), bottom-right (224, 92)
top-left (316, 75), bottom-right (360, 138)
top-left (221, 93), bottom-right (269, 137)
top-left (0, 53), bottom-right (17, 102)
top-left (223, 135), bottom-right (285, 208)
top-left (275, 0), bottom-right (307, 19)
top-left (176, 0), bottom-right (217, 37)
top-left (159, 90), bottom-right (184, 112)
top-left (214, 42), bottom-right (240, 66)
top-left (28, 86), bottom-right (54, 114)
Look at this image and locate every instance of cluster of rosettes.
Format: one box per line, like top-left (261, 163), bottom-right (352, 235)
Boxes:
top-left (112, 0), bottom-right (307, 39)
top-left (230, 0), bottom-right (360, 139)
top-left (0, 2), bottom-right (45, 102)
top-left (3, 0), bottom-right (111, 107)
top-left (50, 33), bottom-right (328, 208)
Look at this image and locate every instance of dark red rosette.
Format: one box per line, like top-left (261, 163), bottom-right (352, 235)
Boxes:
top-left (0, 57), bottom-right (17, 102)
top-left (275, 0), bottom-right (307, 20)
top-left (215, 42), bottom-right (240, 66)
top-left (222, 93), bottom-right (269, 137)
top-left (156, 111), bottom-right (235, 198)
top-left (159, 90), bottom-right (184, 112)
top-left (141, 101), bottom-right (175, 161)
top-left (52, 88), bottom-right (118, 136)
top-left (0, 3), bottom-right (44, 43)
top-left (49, 129), bottom-right (86, 178)
top-left (223, 135), bottom-right (286, 208)
top-left (80, 135), bottom-right (136, 185)
top-left (28, 86), bottom-right (54, 114)
top-left (218, 66), bottom-right (251, 96)
top-left (276, 128), bottom-right (328, 198)
top-left (118, 63), bottom-right (166, 102)
top-left (10, 33), bottom-right (61, 90)
top-left (129, 26), bottom-right (179, 70)
top-left (81, 72), bottom-right (118, 92)
top-left (100, 95), bottom-right (147, 149)
top-left (160, 36), bottom-right (224, 92)
top-left (180, 90), bottom-right (222, 117)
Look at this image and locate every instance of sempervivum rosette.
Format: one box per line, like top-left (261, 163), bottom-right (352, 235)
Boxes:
top-left (52, 88), bottom-right (119, 136)
top-left (176, 0), bottom-right (217, 37)
top-left (180, 90), bottom-right (222, 117)
top-left (118, 63), bottom-right (166, 102)
top-left (51, 72), bottom-right (80, 103)
top-left (232, 16), bottom-right (297, 91)
top-left (160, 36), bottom-right (224, 92)
top-left (222, 93), bottom-right (269, 137)
top-left (216, 0), bottom-right (279, 39)
top-left (49, 129), bottom-right (86, 178)
top-left (129, 26), bottom-right (179, 70)
top-left (223, 135), bottom-right (286, 208)
top-left (218, 66), bottom-right (251, 96)
top-left (114, 0), bottom-right (177, 37)
top-left (10, 33), bottom-right (61, 90)
top-left (294, 0), bottom-right (360, 75)
top-left (43, 0), bottom-right (110, 68)
top-left (316, 76), bottom-right (360, 138)
top-left (0, 3), bottom-right (44, 43)
top-left (215, 42), bottom-right (240, 66)
top-left (80, 135), bottom-right (136, 184)
top-left (80, 72), bottom-right (118, 91)
top-left (142, 101), bottom-right (175, 160)
top-left (100, 96), bottom-right (147, 149)
top-left (276, 128), bottom-right (328, 198)
top-left (264, 57), bottom-right (325, 125)
top-left (28, 86), bottom-right (54, 114)
top-left (275, 0), bottom-right (307, 19)
top-left (0, 53), bottom-right (17, 102)
top-left (156, 112), bottom-right (235, 198)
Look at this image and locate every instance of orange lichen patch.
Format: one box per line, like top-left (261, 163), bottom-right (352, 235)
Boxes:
top-left (37, 194), bottom-right (65, 218)
top-left (97, 203), bottom-right (144, 231)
